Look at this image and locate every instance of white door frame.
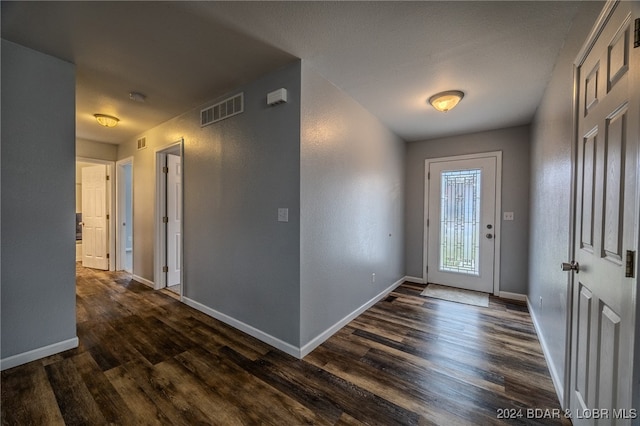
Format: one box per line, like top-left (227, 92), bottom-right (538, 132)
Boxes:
top-left (116, 157), bottom-right (134, 273)
top-left (154, 139), bottom-right (184, 295)
top-left (77, 157), bottom-right (116, 272)
top-left (423, 151), bottom-right (502, 295)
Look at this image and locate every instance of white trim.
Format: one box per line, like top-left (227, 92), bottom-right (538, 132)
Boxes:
top-left (154, 139), bottom-right (184, 292)
top-left (404, 275), bottom-right (425, 284)
top-left (182, 277), bottom-right (405, 360)
top-left (300, 276), bottom-right (406, 358)
top-left (132, 274), bottom-right (154, 288)
top-left (183, 297), bottom-right (301, 358)
top-left (498, 291), bottom-right (527, 302)
top-left (116, 157), bottom-right (134, 273)
top-left (527, 297), bottom-right (565, 408)
top-left (423, 151), bottom-right (503, 296)
top-left (77, 157), bottom-right (116, 272)
top-left (0, 337), bottom-right (78, 371)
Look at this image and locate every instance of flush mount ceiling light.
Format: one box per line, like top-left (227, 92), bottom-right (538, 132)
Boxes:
top-left (94, 114), bottom-right (120, 128)
top-left (428, 90), bottom-right (465, 112)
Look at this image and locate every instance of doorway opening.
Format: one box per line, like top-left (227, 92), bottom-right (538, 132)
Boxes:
top-left (76, 157), bottom-right (115, 271)
top-left (424, 151), bottom-right (502, 295)
top-left (154, 140), bottom-right (183, 298)
top-left (116, 158), bottom-right (133, 273)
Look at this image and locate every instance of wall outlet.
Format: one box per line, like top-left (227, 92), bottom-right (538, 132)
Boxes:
top-left (371, 273), bottom-right (376, 283)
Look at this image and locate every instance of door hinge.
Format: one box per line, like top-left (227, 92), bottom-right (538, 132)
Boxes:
top-left (106, 175), bottom-right (110, 181)
top-left (162, 166), bottom-right (169, 174)
top-left (427, 218), bottom-right (429, 227)
top-left (162, 266), bottom-right (169, 273)
top-left (427, 172), bottom-right (431, 180)
top-left (625, 250), bottom-right (636, 278)
top-left (163, 216), bottom-right (169, 223)
top-left (634, 18), bottom-right (640, 48)
top-left (106, 214), bottom-right (110, 220)
top-left (107, 253), bottom-right (110, 259)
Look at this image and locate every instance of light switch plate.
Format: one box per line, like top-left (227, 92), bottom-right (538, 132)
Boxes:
top-left (278, 208), bottom-right (289, 222)
top-left (503, 211), bottom-right (514, 221)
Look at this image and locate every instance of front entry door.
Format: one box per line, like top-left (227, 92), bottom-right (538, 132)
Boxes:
top-left (569, 1), bottom-right (639, 422)
top-left (426, 153), bottom-right (499, 293)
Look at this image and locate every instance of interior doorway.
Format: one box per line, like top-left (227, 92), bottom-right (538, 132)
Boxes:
top-left (116, 158), bottom-right (133, 273)
top-left (76, 158), bottom-right (115, 271)
top-left (154, 140), bottom-right (183, 297)
top-left (424, 151), bottom-right (502, 294)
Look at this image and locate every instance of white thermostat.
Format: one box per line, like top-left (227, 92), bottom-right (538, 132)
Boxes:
top-left (267, 88), bottom-right (287, 106)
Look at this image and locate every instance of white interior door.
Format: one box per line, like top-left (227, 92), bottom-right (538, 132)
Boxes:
top-left (569, 1), bottom-right (638, 423)
top-left (166, 154), bottom-right (181, 287)
top-left (426, 155), bottom-right (498, 293)
top-left (82, 164), bottom-right (109, 270)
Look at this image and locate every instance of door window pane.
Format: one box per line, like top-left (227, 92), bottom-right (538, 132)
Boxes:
top-left (439, 169), bottom-right (481, 275)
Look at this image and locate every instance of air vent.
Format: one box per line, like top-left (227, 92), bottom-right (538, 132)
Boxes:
top-left (201, 93), bottom-right (244, 127)
top-left (137, 137), bottom-right (147, 150)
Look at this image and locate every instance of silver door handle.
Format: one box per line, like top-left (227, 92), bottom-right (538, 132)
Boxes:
top-left (561, 261), bottom-right (580, 273)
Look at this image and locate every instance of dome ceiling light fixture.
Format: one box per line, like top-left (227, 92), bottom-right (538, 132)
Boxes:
top-left (428, 90), bottom-right (465, 112)
top-left (94, 113), bottom-right (120, 128)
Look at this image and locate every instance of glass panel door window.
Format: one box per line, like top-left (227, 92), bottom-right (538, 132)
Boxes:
top-left (439, 169), bottom-right (481, 276)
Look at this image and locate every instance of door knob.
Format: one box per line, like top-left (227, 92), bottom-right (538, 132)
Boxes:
top-left (561, 261), bottom-right (580, 273)
top-left (486, 233), bottom-right (493, 239)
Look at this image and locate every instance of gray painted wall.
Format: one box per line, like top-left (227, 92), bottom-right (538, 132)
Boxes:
top-left (528, 1), bottom-right (603, 399)
top-left (118, 61), bottom-right (302, 346)
top-left (1, 40), bottom-right (77, 358)
top-left (77, 138), bottom-right (118, 161)
top-left (300, 64), bottom-right (405, 346)
top-left (405, 125), bottom-right (530, 294)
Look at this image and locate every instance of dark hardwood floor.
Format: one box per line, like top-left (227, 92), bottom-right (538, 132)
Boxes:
top-left (1, 265), bottom-right (570, 425)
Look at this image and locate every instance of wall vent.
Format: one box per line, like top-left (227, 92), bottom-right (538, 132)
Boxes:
top-left (201, 92), bottom-right (244, 127)
top-left (137, 137), bottom-right (147, 150)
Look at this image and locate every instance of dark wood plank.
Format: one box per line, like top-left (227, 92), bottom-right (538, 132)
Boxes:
top-left (1, 266), bottom-right (569, 425)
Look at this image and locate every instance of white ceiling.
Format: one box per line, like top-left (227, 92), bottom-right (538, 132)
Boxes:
top-left (1, 1), bottom-right (583, 144)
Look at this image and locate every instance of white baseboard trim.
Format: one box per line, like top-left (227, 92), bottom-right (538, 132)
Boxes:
top-left (404, 276), bottom-right (425, 284)
top-left (527, 297), bottom-right (565, 406)
top-left (182, 297), bottom-right (301, 359)
top-left (132, 274), bottom-right (154, 288)
top-left (300, 276), bottom-right (405, 358)
top-left (0, 337), bottom-right (79, 371)
top-left (499, 291), bottom-right (527, 301)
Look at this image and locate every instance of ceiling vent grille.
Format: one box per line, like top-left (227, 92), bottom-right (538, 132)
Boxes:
top-left (137, 137), bottom-right (147, 150)
top-left (201, 93), bottom-right (244, 127)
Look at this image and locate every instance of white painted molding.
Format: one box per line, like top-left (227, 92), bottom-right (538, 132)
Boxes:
top-left (300, 276), bottom-right (406, 358)
top-left (132, 274), bottom-right (154, 288)
top-left (404, 276), bottom-right (425, 284)
top-left (182, 276), bottom-right (406, 360)
top-left (183, 297), bottom-right (301, 359)
top-left (527, 297), bottom-right (565, 407)
top-left (498, 291), bottom-right (527, 302)
top-left (0, 337), bottom-right (78, 371)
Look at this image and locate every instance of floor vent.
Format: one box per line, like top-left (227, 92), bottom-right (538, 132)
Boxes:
top-left (201, 93), bottom-right (244, 127)
top-left (137, 137), bottom-right (147, 150)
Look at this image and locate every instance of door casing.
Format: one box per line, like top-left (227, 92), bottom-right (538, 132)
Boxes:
top-left (77, 157), bottom-right (115, 272)
top-left (116, 157), bottom-right (134, 273)
top-left (154, 139), bottom-right (184, 295)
